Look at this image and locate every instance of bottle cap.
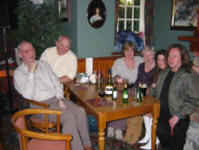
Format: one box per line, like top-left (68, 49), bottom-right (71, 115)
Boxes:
top-left (108, 68), bottom-right (111, 74)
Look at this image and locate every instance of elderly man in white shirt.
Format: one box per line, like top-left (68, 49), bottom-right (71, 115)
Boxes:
top-left (40, 35), bottom-right (77, 83)
top-left (13, 41), bottom-right (92, 150)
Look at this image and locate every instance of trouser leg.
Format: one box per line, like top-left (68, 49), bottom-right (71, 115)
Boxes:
top-left (65, 100), bottom-right (92, 147)
top-left (31, 97), bottom-right (85, 150)
top-left (61, 108), bottom-right (84, 150)
top-left (157, 118), bottom-right (171, 148)
top-left (170, 117), bottom-right (189, 150)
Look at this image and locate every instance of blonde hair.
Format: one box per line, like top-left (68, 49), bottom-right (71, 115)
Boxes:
top-left (122, 41), bottom-right (137, 53)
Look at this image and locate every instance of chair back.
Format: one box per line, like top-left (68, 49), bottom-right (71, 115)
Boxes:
top-left (11, 108), bottom-right (72, 150)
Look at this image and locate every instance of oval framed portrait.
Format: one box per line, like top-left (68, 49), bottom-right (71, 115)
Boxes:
top-left (87, 0), bottom-right (106, 29)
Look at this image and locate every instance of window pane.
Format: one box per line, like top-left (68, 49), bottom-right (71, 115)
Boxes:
top-left (134, 0), bottom-right (140, 5)
top-left (126, 0), bottom-right (132, 5)
top-left (127, 7), bottom-right (132, 18)
top-left (119, 21), bottom-right (124, 31)
top-left (119, 0), bottom-right (125, 5)
top-left (127, 21), bottom-right (132, 31)
top-left (119, 7), bottom-right (125, 18)
top-left (134, 21), bottom-right (139, 32)
top-left (134, 7), bottom-right (140, 19)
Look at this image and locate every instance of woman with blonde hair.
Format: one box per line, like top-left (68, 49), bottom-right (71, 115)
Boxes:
top-left (107, 41), bottom-right (143, 140)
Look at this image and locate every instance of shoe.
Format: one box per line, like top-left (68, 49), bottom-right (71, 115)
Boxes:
top-left (140, 137), bottom-right (160, 150)
top-left (115, 129), bottom-right (123, 140)
top-left (140, 138), bottom-right (151, 149)
top-left (138, 116), bottom-right (152, 144)
top-left (107, 127), bottom-right (114, 138)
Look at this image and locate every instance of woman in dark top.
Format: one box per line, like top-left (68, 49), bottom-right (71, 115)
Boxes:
top-left (138, 49), bottom-right (168, 149)
top-left (134, 46), bottom-right (156, 88)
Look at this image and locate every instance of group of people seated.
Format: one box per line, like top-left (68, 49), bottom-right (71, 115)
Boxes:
top-left (13, 36), bottom-right (199, 150)
top-left (108, 41), bottom-right (199, 150)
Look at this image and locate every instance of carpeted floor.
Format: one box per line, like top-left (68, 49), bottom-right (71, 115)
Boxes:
top-left (0, 92), bottom-right (162, 150)
top-left (0, 111), bottom-right (163, 150)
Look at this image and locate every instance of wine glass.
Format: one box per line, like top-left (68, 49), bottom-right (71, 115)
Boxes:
top-left (98, 89), bottom-right (105, 105)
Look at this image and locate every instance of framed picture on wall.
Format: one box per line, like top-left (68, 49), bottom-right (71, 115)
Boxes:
top-left (58, 0), bottom-right (70, 22)
top-left (170, 0), bottom-right (199, 30)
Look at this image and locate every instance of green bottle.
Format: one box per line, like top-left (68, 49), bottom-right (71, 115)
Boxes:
top-left (123, 83), bottom-right (128, 103)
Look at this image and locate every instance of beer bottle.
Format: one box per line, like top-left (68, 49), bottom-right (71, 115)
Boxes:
top-left (112, 83), bottom-right (118, 100)
top-left (123, 82), bottom-right (128, 103)
top-left (96, 69), bottom-right (102, 89)
top-left (105, 68), bottom-right (113, 95)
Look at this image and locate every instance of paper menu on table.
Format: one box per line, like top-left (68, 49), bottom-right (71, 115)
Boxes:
top-left (86, 57), bottom-right (93, 76)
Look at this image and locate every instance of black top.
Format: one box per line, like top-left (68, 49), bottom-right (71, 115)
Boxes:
top-left (159, 71), bottom-right (175, 120)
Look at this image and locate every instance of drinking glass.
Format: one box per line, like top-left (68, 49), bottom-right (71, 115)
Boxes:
top-left (98, 89), bottom-right (105, 105)
top-left (132, 87), bottom-right (137, 99)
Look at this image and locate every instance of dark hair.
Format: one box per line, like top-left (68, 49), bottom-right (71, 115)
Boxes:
top-left (153, 49), bottom-right (167, 83)
top-left (167, 43), bottom-right (191, 71)
top-left (122, 41), bottom-right (137, 56)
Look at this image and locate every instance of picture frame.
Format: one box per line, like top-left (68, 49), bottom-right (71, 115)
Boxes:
top-left (58, 0), bottom-right (70, 22)
top-left (170, 0), bottom-right (199, 30)
top-left (87, 0), bottom-right (106, 29)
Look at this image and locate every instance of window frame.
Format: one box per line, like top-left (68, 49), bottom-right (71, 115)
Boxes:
top-left (116, 0), bottom-right (145, 33)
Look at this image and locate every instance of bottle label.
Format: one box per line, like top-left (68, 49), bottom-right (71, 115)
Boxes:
top-left (112, 91), bottom-right (118, 99)
top-left (137, 91), bottom-right (142, 103)
top-left (105, 85), bottom-right (113, 95)
top-left (123, 93), bottom-right (128, 99)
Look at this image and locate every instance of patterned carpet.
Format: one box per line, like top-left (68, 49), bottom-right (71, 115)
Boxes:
top-left (0, 111), bottom-right (163, 150)
top-left (0, 92), bottom-right (161, 150)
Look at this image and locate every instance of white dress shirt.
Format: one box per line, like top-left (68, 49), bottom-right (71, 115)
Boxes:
top-left (14, 60), bottom-right (64, 102)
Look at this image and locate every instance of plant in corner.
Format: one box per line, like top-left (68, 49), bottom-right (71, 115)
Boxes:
top-left (14, 0), bottom-right (63, 58)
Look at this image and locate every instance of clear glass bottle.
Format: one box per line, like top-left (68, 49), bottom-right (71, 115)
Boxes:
top-left (105, 68), bottom-right (113, 95)
top-left (112, 83), bottom-right (118, 100)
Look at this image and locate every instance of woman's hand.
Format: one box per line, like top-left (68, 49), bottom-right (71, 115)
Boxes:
top-left (151, 83), bottom-right (156, 88)
top-left (115, 76), bottom-right (123, 83)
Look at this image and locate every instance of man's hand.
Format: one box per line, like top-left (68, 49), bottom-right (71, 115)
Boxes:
top-left (59, 76), bottom-right (73, 83)
top-left (57, 99), bottom-right (66, 109)
top-left (169, 115), bottom-right (179, 135)
top-left (29, 62), bottom-right (37, 73)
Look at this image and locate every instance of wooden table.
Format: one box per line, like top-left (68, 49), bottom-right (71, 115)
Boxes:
top-left (67, 83), bottom-right (160, 150)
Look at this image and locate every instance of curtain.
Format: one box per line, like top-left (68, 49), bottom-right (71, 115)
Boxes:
top-left (114, 0), bottom-right (155, 47)
top-left (114, 0), bottom-right (120, 45)
top-left (144, 0), bottom-right (154, 46)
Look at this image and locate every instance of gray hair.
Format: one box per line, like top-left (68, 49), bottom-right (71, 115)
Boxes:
top-left (142, 46), bottom-right (155, 57)
top-left (17, 41), bottom-right (32, 52)
top-left (57, 35), bottom-right (71, 42)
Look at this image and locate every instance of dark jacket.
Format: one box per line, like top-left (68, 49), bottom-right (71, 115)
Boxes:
top-left (149, 67), bottom-right (199, 119)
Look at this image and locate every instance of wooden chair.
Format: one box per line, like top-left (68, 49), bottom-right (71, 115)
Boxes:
top-left (11, 108), bottom-right (72, 150)
top-left (24, 99), bottom-right (56, 133)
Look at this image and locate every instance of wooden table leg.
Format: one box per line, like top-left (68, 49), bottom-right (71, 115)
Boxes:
top-left (151, 103), bottom-right (160, 150)
top-left (98, 115), bottom-right (106, 150)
